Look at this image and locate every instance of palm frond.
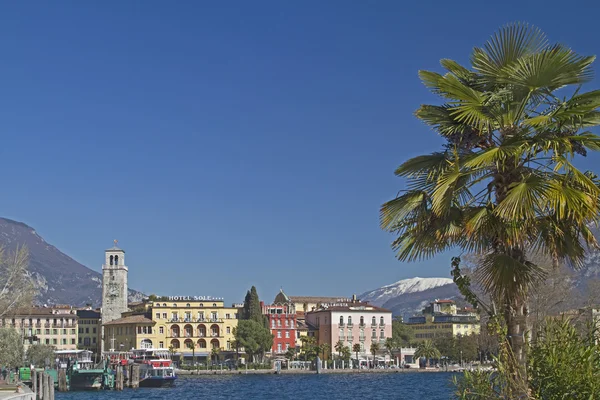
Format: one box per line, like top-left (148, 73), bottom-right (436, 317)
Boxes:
top-left (476, 253), bottom-right (546, 298)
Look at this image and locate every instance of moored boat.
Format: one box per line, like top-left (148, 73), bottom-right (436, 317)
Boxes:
top-left (131, 348), bottom-right (177, 388)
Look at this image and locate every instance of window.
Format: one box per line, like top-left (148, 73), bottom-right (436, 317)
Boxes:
top-left (85, 328), bottom-right (89, 334)
top-left (285, 331), bottom-right (289, 338)
top-left (277, 331), bottom-right (282, 338)
top-left (156, 313), bottom-right (160, 319)
top-left (226, 327), bottom-right (230, 334)
top-left (227, 341), bottom-right (231, 350)
top-left (162, 313), bottom-right (167, 319)
top-left (380, 329), bottom-right (385, 338)
top-left (173, 303), bottom-right (177, 307)
top-left (71, 339), bottom-right (75, 344)
top-left (277, 320), bottom-right (281, 327)
top-left (159, 341), bottom-right (164, 348)
top-left (380, 317), bottom-right (384, 326)
top-left (45, 339), bottom-right (50, 345)
top-left (348, 316), bottom-right (352, 325)
top-left (62, 339), bottom-right (66, 345)
top-left (71, 329), bottom-right (76, 335)
top-left (286, 344), bottom-right (290, 350)
top-left (225, 313), bottom-right (231, 319)
top-left (163, 303), bottom-right (167, 307)
top-left (200, 304), bottom-right (204, 307)
top-left (372, 316), bottom-right (376, 326)
top-left (156, 303), bottom-right (160, 307)
top-left (93, 328), bottom-right (96, 334)
top-left (78, 328), bottom-right (83, 334)
top-left (53, 329), bottom-right (57, 335)
top-left (186, 303), bottom-right (191, 308)
top-left (372, 329), bottom-right (376, 338)
top-left (159, 327), bottom-right (164, 334)
top-left (78, 337), bottom-right (82, 344)
top-left (271, 320), bottom-right (275, 328)
top-left (92, 338), bottom-right (96, 344)
top-left (340, 316), bottom-right (344, 325)
top-left (63, 329), bottom-right (67, 335)
top-left (285, 319), bottom-right (289, 327)
top-left (212, 303), bottom-right (216, 307)
top-left (360, 317), bottom-right (364, 326)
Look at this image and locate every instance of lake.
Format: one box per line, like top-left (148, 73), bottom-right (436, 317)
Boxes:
top-left (56, 372), bottom-right (456, 399)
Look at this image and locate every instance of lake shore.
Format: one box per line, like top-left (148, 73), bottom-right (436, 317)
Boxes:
top-left (176, 367), bottom-right (460, 376)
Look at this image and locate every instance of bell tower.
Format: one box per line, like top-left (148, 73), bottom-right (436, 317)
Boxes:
top-left (101, 240), bottom-right (129, 353)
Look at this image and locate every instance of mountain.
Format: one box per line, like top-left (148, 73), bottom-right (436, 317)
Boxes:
top-left (359, 277), bottom-right (464, 318)
top-left (0, 217), bottom-right (145, 306)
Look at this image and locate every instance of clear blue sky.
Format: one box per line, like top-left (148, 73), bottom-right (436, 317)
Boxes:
top-left (1, 1), bottom-right (599, 304)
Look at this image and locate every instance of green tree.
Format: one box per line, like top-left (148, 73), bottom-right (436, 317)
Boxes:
top-left (414, 340), bottom-right (441, 364)
top-left (242, 286), bottom-right (265, 324)
top-left (384, 337), bottom-right (397, 359)
top-left (380, 23), bottom-right (600, 389)
top-left (299, 336), bottom-right (317, 361)
top-left (284, 346), bottom-right (296, 362)
top-left (320, 343), bottom-right (331, 360)
top-left (186, 341), bottom-right (196, 368)
top-left (341, 346), bottom-right (351, 364)
top-left (0, 328), bottom-right (24, 368)
top-left (352, 343), bottom-right (361, 367)
top-left (26, 344), bottom-right (55, 369)
top-left (334, 340), bottom-right (345, 358)
top-left (210, 347), bottom-right (220, 367)
top-left (369, 342), bottom-right (380, 368)
top-left (392, 320), bottom-right (414, 345)
top-left (234, 320), bottom-right (273, 363)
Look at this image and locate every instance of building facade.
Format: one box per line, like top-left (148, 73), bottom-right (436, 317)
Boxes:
top-left (406, 300), bottom-right (481, 340)
top-left (1, 307), bottom-right (78, 351)
top-left (76, 309), bottom-right (101, 355)
top-left (103, 315), bottom-right (157, 352)
top-left (101, 242), bottom-right (129, 353)
top-left (262, 300), bottom-right (297, 355)
top-left (305, 297), bottom-right (393, 360)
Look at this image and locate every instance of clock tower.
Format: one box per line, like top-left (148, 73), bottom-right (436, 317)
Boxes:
top-left (101, 240), bottom-right (129, 353)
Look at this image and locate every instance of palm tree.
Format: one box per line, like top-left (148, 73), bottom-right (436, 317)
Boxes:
top-left (369, 342), bottom-right (380, 369)
top-left (380, 23), bottom-right (600, 389)
top-left (341, 347), bottom-right (351, 365)
top-left (186, 341), bottom-right (196, 370)
top-left (414, 340), bottom-right (441, 366)
top-left (352, 343), bottom-right (361, 368)
top-left (334, 340), bottom-right (345, 359)
top-left (384, 337), bottom-right (397, 364)
top-left (320, 343), bottom-right (331, 361)
top-left (210, 347), bottom-right (220, 368)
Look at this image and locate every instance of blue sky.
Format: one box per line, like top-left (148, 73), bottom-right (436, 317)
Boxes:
top-left (1, 1), bottom-right (599, 304)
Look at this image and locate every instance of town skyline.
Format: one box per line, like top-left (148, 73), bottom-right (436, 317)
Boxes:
top-left (1, 1), bottom-right (599, 302)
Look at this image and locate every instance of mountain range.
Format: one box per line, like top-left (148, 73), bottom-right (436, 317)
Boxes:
top-left (0, 217), bottom-right (144, 307)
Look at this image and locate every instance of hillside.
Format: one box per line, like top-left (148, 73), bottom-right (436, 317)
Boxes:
top-left (0, 217), bottom-right (145, 306)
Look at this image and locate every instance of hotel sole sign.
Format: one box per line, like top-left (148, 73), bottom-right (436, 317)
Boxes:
top-left (167, 296), bottom-right (222, 301)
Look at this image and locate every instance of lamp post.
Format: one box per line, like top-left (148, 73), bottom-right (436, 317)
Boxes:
top-left (460, 350), bottom-right (463, 368)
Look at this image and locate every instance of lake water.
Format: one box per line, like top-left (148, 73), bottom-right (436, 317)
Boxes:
top-left (56, 372), bottom-right (456, 399)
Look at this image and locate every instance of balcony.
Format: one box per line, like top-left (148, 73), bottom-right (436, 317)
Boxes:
top-left (379, 323), bottom-right (386, 328)
top-left (371, 323), bottom-right (377, 328)
top-left (346, 323), bottom-right (353, 328)
top-left (339, 322), bottom-right (344, 327)
top-left (347, 336), bottom-right (354, 342)
top-left (359, 323), bottom-right (365, 328)
top-left (339, 336), bottom-right (345, 341)
top-left (359, 336), bottom-right (366, 342)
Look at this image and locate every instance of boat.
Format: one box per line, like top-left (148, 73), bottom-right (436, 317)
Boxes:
top-left (131, 348), bottom-right (177, 388)
top-left (56, 350), bottom-right (109, 390)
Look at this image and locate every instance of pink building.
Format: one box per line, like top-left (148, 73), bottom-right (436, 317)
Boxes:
top-left (305, 296), bottom-right (392, 360)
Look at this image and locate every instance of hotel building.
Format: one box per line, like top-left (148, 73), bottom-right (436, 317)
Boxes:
top-left (76, 309), bottom-right (101, 355)
top-left (1, 306), bottom-right (78, 351)
top-left (406, 299), bottom-right (481, 340)
top-left (261, 299), bottom-right (297, 355)
top-left (305, 296), bottom-right (393, 359)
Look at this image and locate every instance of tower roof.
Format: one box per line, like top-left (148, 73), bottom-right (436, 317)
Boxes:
top-left (274, 288), bottom-right (291, 304)
top-left (105, 239), bottom-right (125, 253)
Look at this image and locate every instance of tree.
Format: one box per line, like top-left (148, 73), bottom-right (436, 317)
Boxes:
top-left (299, 336), bottom-right (317, 361)
top-left (210, 347), bottom-right (220, 367)
top-left (0, 328), bottom-right (24, 368)
top-left (186, 341), bottom-right (196, 368)
top-left (369, 342), bottom-right (380, 368)
top-left (384, 337), bottom-right (397, 359)
top-left (284, 347), bottom-right (295, 362)
top-left (0, 246), bottom-right (35, 318)
top-left (242, 286), bottom-right (265, 324)
top-left (234, 320), bottom-right (273, 363)
top-left (320, 343), bottom-right (331, 360)
top-left (352, 343), bottom-right (361, 367)
top-left (334, 340), bottom-right (345, 358)
top-left (392, 320), bottom-right (414, 345)
top-left (341, 347), bottom-right (351, 364)
top-left (380, 23), bottom-right (600, 390)
top-left (414, 340), bottom-right (441, 364)
top-left (26, 344), bottom-right (55, 369)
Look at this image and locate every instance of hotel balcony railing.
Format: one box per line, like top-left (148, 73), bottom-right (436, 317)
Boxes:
top-left (169, 317), bottom-right (225, 324)
top-left (339, 322), bottom-right (344, 327)
top-left (346, 323), bottom-right (353, 327)
top-left (359, 323), bottom-right (366, 327)
top-left (359, 336), bottom-right (366, 342)
top-left (347, 336), bottom-right (354, 341)
top-left (339, 336), bottom-right (345, 341)
top-left (379, 323), bottom-right (386, 327)
top-left (371, 323), bottom-right (377, 328)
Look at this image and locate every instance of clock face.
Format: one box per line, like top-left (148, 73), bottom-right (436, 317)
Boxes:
top-left (107, 283), bottom-right (120, 297)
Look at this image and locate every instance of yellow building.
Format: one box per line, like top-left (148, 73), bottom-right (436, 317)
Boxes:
top-left (103, 315), bottom-right (157, 351)
top-left (406, 300), bottom-right (480, 341)
top-left (1, 307), bottom-right (78, 351)
top-left (76, 309), bottom-right (101, 356)
top-left (151, 297), bottom-right (239, 355)
top-left (102, 297), bottom-right (240, 364)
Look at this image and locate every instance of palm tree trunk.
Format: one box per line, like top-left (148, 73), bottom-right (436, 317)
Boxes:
top-left (505, 295), bottom-right (528, 396)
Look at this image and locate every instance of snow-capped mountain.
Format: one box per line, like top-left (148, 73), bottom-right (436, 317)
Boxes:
top-left (359, 277), bottom-right (454, 307)
top-left (359, 277), bottom-right (462, 318)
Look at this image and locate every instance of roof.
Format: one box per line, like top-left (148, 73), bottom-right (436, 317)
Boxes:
top-left (6, 307), bottom-right (77, 318)
top-left (307, 302), bottom-right (391, 313)
top-left (435, 300), bottom-right (455, 304)
top-left (103, 315), bottom-right (154, 326)
top-left (289, 296), bottom-right (346, 304)
top-left (273, 289), bottom-right (291, 304)
top-left (77, 310), bottom-right (101, 319)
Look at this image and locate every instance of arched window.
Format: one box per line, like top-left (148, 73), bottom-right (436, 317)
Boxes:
top-left (173, 304), bottom-right (177, 308)
top-left (186, 303), bottom-right (191, 308)
top-left (162, 303), bottom-right (167, 307)
top-left (114, 255), bottom-right (119, 265)
top-left (372, 316), bottom-right (376, 326)
top-left (348, 316), bottom-right (352, 326)
top-left (360, 316), bottom-right (364, 326)
top-left (200, 303), bottom-right (204, 307)
top-left (155, 304), bottom-right (160, 307)
top-left (109, 255), bottom-right (114, 266)
top-left (213, 303), bottom-right (217, 307)
top-left (339, 316), bottom-right (344, 325)
top-left (380, 317), bottom-right (384, 326)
